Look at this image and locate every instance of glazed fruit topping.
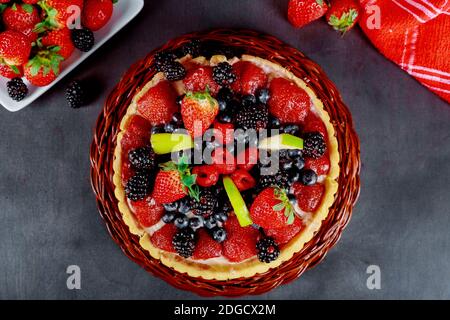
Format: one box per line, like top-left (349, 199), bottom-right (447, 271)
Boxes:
top-left (222, 216), bottom-right (259, 262)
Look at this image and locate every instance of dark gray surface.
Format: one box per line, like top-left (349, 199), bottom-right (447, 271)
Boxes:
top-left (1, 0), bottom-right (449, 300)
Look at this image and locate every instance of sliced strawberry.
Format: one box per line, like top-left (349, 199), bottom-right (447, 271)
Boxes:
top-left (222, 216), bottom-right (259, 262)
top-left (231, 61), bottom-right (267, 95)
top-left (266, 217), bottom-right (303, 245)
top-left (213, 121), bottom-right (234, 145)
top-left (268, 77), bottom-right (311, 124)
top-left (304, 153), bottom-right (330, 175)
top-left (150, 224), bottom-right (177, 253)
top-left (192, 229), bottom-right (222, 260)
top-left (231, 169), bottom-right (256, 191)
top-left (121, 161), bottom-right (134, 186)
top-left (211, 147), bottom-right (236, 175)
top-left (120, 115), bottom-right (151, 155)
top-left (236, 147), bottom-right (258, 171)
top-left (303, 112), bottom-right (328, 137)
top-left (137, 80), bottom-right (179, 126)
top-left (292, 183), bottom-right (325, 212)
top-left (130, 195), bottom-right (164, 228)
top-left (192, 165), bottom-right (219, 187)
top-left (250, 187), bottom-right (293, 229)
top-left (183, 65), bottom-right (220, 96)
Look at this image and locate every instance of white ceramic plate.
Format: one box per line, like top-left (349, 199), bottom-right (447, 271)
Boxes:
top-left (0, 0), bottom-right (144, 112)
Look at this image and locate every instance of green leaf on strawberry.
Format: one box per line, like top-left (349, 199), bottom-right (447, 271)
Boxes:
top-left (328, 9), bottom-right (359, 34)
top-left (273, 188), bottom-right (295, 225)
top-left (159, 156), bottom-right (199, 201)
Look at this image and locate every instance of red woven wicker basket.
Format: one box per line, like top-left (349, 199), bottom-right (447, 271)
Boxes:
top-left (89, 29), bottom-right (361, 297)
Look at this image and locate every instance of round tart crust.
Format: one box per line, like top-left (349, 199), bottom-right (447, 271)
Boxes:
top-left (112, 54), bottom-right (340, 280)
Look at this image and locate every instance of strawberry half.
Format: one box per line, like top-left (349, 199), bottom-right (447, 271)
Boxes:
top-left (192, 229), bottom-right (222, 260)
top-left (303, 112), bottom-right (328, 138)
top-left (120, 115), bottom-right (152, 155)
top-left (130, 195), bottom-right (164, 228)
top-left (183, 65), bottom-right (220, 96)
top-left (268, 77), bottom-right (311, 124)
top-left (81, 0), bottom-right (114, 32)
top-left (137, 80), bottom-right (179, 126)
top-left (35, 0), bottom-right (84, 31)
top-left (151, 223), bottom-right (177, 253)
top-left (326, 0), bottom-right (360, 34)
top-left (0, 30), bottom-right (32, 66)
top-left (288, 0), bottom-right (328, 28)
top-left (222, 215), bottom-right (259, 262)
top-left (24, 47), bottom-right (64, 86)
top-left (40, 28), bottom-right (75, 60)
top-left (2, 3), bottom-right (40, 41)
top-left (304, 153), bottom-right (330, 175)
top-left (250, 187), bottom-right (297, 229)
top-left (181, 91), bottom-right (219, 138)
top-left (231, 61), bottom-right (267, 95)
top-left (266, 217), bottom-right (303, 245)
top-left (292, 183), bottom-right (325, 212)
top-left (152, 160), bottom-right (199, 204)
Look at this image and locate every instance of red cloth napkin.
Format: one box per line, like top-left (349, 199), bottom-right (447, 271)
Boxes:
top-left (358, 0), bottom-right (450, 103)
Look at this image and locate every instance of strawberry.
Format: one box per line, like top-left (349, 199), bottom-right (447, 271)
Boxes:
top-left (268, 77), bottom-right (311, 124)
top-left (211, 147), bottom-right (236, 175)
top-left (292, 183), bottom-right (325, 212)
top-left (150, 223), bottom-right (177, 252)
top-left (152, 160), bottom-right (199, 204)
top-left (266, 217), bottom-right (303, 245)
top-left (192, 165), bottom-right (219, 187)
top-left (121, 161), bottom-right (134, 186)
top-left (0, 30), bottom-right (32, 65)
top-left (183, 66), bottom-right (220, 96)
top-left (2, 3), bottom-right (40, 41)
top-left (24, 48), bottom-right (64, 86)
top-left (305, 153), bottom-right (330, 175)
top-left (81, 0), bottom-right (114, 31)
top-left (0, 62), bottom-right (23, 79)
top-left (213, 121), bottom-right (234, 145)
top-left (231, 169), bottom-right (256, 191)
top-left (222, 215), bottom-right (259, 262)
top-left (236, 147), bottom-right (258, 171)
top-left (137, 80), bottom-right (179, 126)
top-left (41, 28), bottom-right (75, 59)
top-left (231, 61), bottom-right (267, 95)
top-left (303, 112), bottom-right (328, 137)
top-left (192, 229), bottom-right (222, 260)
top-left (288, 0), bottom-right (328, 28)
top-left (326, 0), bottom-right (360, 34)
top-left (120, 115), bottom-right (152, 155)
top-left (36, 0), bottom-right (84, 31)
top-left (181, 91), bottom-right (219, 138)
top-left (130, 195), bottom-right (164, 228)
top-left (23, 0), bottom-right (39, 4)
top-left (250, 187), bottom-right (297, 229)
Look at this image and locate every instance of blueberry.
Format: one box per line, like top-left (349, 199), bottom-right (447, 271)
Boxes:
top-left (218, 100), bottom-right (227, 112)
top-left (270, 116), bottom-right (281, 128)
top-left (257, 88), bottom-right (270, 104)
top-left (164, 123), bottom-right (175, 133)
top-left (281, 159), bottom-right (293, 171)
top-left (189, 216), bottom-right (203, 230)
top-left (163, 202), bottom-right (179, 212)
top-left (178, 198), bottom-right (190, 214)
top-left (174, 215), bottom-right (189, 228)
top-left (151, 125), bottom-right (165, 135)
top-left (283, 124), bottom-right (300, 136)
top-left (171, 112), bottom-right (183, 125)
top-left (300, 169), bottom-right (317, 186)
top-left (218, 112), bottom-right (232, 123)
top-left (293, 157), bottom-right (305, 170)
top-left (213, 211), bottom-right (228, 223)
top-left (288, 149), bottom-right (302, 159)
top-left (288, 168), bottom-right (300, 183)
top-left (204, 216), bottom-right (217, 229)
top-left (211, 227), bottom-right (227, 243)
top-left (162, 212), bottom-right (175, 223)
top-left (242, 94), bottom-right (256, 106)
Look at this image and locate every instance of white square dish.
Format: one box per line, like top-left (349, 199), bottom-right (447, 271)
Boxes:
top-left (0, 0), bottom-right (144, 112)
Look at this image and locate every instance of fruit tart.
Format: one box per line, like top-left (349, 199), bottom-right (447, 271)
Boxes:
top-left (112, 43), bottom-right (339, 280)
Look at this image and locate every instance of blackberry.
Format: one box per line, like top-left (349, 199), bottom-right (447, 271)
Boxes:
top-left (71, 28), bottom-right (95, 52)
top-left (164, 61), bottom-right (186, 81)
top-left (257, 88), bottom-right (270, 104)
top-left (212, 62), bottom-right (236, 86)
top-left (190, 189), bottom-right (217, 217)
top-left (258, 172), bottom-right (289, 190)
top-left (125, 172), bottom-right (152, 201)
top-left (128, 146), bottom-right (156, 170)
top-left (172, 228), bottom-right (196, 258)
top-left (303, 132), bottom-right (326, 159)
top-left (65, 80), bottom-right (85, 108)
top-left (256, 237), bottom-right (280, 263)
top-left (7, 78), bottom-right (28, 101)
top-left (154, 51), bottom-right (177, 72)
top-left (181, 39), bottom-right (201, 57)
top-left (234, 103), bottom-right (268, 130)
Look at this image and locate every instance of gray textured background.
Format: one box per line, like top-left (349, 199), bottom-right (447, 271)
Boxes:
top-left (1, 0), bottom-right (450, 300)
